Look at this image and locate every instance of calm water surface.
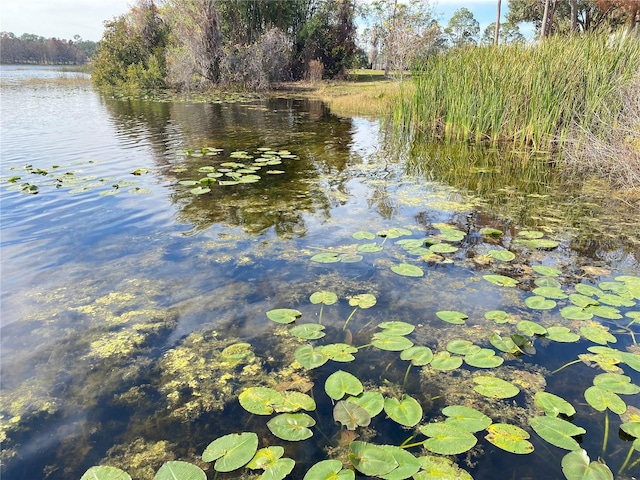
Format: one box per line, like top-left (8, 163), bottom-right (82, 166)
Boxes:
top-left (1, 66), bottom-right (639, 479)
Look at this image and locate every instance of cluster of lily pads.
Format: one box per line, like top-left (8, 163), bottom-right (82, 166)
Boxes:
top-left (177, 147), bottom-right (297, 195)
top-left (2, 162), bottom-right (151, 196)
top-left (81, 223), bottom-right (639, 480)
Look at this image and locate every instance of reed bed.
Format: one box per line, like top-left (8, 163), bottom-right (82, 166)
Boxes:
top-left (393, 33), bottom-right (640, 152)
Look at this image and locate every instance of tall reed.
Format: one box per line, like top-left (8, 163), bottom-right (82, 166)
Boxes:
top-left (393, 33), bottom-right (640, 152)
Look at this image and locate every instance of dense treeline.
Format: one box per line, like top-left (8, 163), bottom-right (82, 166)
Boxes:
top-left (0, 32), bottom-right (97, 64)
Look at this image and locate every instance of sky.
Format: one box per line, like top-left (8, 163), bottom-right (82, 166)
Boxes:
top-left (0, 0), bottom-right (508, 42)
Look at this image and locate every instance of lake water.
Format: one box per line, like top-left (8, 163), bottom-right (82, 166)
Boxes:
top-left (1, 66), bottom-right (639, 480)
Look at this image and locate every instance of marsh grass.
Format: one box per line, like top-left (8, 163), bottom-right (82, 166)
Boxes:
top-left (394, 33), bottom-right (640, 152)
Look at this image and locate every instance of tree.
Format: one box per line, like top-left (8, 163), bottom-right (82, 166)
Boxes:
top-left (444, 7), bottom-right (480, 48)
top-left (494, 0), bottom-right (502, 44)
top-left (481, 21), bottom-right (525, 44)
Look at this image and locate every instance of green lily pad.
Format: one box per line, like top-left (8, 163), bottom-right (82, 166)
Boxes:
top-left (179, 180), bottom-right (199, 186)
top-left (400, 346), bottom-right (433, 366)
top-left (357, 243), bottom-right (383, 253)
top-left (190, 186), bottom-right (211, 195)
top-left (569, 294), bottom-right (600, 308)
top-left (384, 394), bottom-right (423, 427)
top-left (352, 231), bottom-right (376, 240)
top-left (534, 392), bottom-right (576, 417)
top-left (518, 230), bottom-right (544, 239)
top-left (154, 461), bottom-right (206, 480)
top-left (436, 310), bottom-right (468, 325)
top-left (488, 249), bottom-right (516, 262)
top-left (546, 326), bottom-right (580, 343)
top-left (517, 320), bottom-right (547, 336)
top-left (442, 405), bottom-right (492, 432)
top-left (622, 352), bottom-right (640, 372)
top-left (266, 308), bottom-right (302, 324)
top-left (532, 287), bottom-right (568, 299)
top-left (465, 348), bottom-right (504, 368)
top-left (267, 413), bottom-right (315, 441)
top-left (414, 456), bottom-right (473, 480)
top-left (325, 370), bottom-right (363, 400)
top-left (258, 458), bottom-right (295, 480)
top-left (289, 324), bottom-right (326, 340)
top-left (246, 446), bottom-right (284, 469)
top-left (529, 416), bottom-right (586, 451)
top-left (525, 295), bottom-right (556, 310)
top-left (473, 376), bottom-right (520, 398)
top-left (318, 343), bottom-right (358, 362)
top-left (561, 449), bottom-right (614, 480)
top-left (378, 445), bottom-right (421, 480)
top-left (483, 274), bottom-right (519, 287)
top-left (429, 243), bottom-right (458, 254)
top-left (485, 310), bottom-right (512, 324)
top-left (589, 305), bottom-right (623, 320)
top-left (309, 291), bottom-right (338, 305)
top-left (202, 432), bottom-right (259, 472)
top-left (340, 253), bottom-right (364, 263)
top-left (575, 284), bottom-right (603, 297)
top-left (598, 293), bottom-right (635, 307)
top-left (560, 306), bottom-right (594, 321)
top-left (295, 345), bottom-right (328, 370)
top-left (446, 339), bottom-right (480, 355)
top-left (303, 460), bottom-right (355, 480)
top-left (378, 321), bottom-right (415, 336)
top-left (485, 423), bottom-right (534, 454)
top-left (391, 263), bottom-right (424, 277)
top-left (580, 325), bottom-right (616, 345)
top-left (489, 333), bottom-right (520, 354)
top-left (346, 392), bottom-right (385, 418)
top-left (378, 227), bottom-right (413, 239)
top-left (333, 400), bottom-right (371, 430)
top-left (420, 423), bottom-right (478, 455)
top-left (516, 238), bottom-right (559, 249)
top-left (371, 334), bottom-right (414, 351)
top-left (593, 373), bottom-right (640, 395)
top-left (349, 442), bottom-right (398, 477)
top-left (599, 281), bottom-right (628, 294)
top-left (535, 276), bottom-right (562, 288)
top-left (620, 422), bottom-right (640, 439)
top-left (310, 252), bottom-right (340, 263)
top-left (348, 294), bottom-right (377, 309)
top-left (437, 228), bottom-right (465, 242)
top-left (532, 265), bottom-right (561, 277)
top-left (239, 387), bottom-right (283, 415)
top-left (431, 351), bottom-right (463, 371)
top-left (276, 391), bottom-right (316, 413)
top-left (480, 227), bottom-right (503, 237)
top-left (80, 466), bottom-right (131, 480)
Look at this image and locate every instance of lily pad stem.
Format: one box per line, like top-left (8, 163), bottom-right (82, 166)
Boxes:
top-left (400, 440), bottom-right (426, 449)
top-left (618, 444), bottom-right (635, 474)
top-left (399, 435), bottom-right (415, 447)
top-left (343, 307), bottom-right (359, 330)
top-left (602, 411), bottom-right (609, 455)
top-left (403, 364), bottom-right (412, 389)
top-left (318, 304), bottom-right (324, 325)
top-left (357, 343), bottom-right (372, 350)
top-left (550, 358), bottom-right (581, 375)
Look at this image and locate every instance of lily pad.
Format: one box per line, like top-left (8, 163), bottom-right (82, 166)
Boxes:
top-left (431, 351), bottom-right (463, 371)
top-left (429, 243), bottom-right (458, 254)
top-left (436, 310), bottom-right (468, 325)
top-left (246, 447), bottom-right (284, 470)
top-left (258, 458), bottom-right (295, 480)
top-left (267, 413), bottom-right (315, 441)
top-left (334, 400), bottom-right (371, 430)
top-left (560, 306), bottom-right (593, 321)
top-left (575, 284), bottom-right (603, 297)
top-left (516, 238), bottom-right (559, 249)
top-left (239, 387), bottom-right (283, 415)
top-left (295, 345), bottom-right (328, 370)
top-left (352, 231), bottom-right (376, 240)
top-left (464, 348), bottom-right (504, 368)
top-left (400, 346), bottom-right (433, 366)
top-left (303, 460), bottom-right (355, 480)
top-left (437, 228), bottom-right (465, 242)
top-left (473, 376), bottom-right (520, 398)
top-left (80, 466), bottom-right (131, 480)
top-left (485, 423), bottom-right (534, 454)
top-left (378, 227), bottom-right (413, 239)
top-left (532, 287), bottom-right (568, 299)
top-left (371, 334), bottom-right (414, 351)
top-left (325, 370), bottom-right (363, 400)
top-left (535, 276), bottom-right (562, 288)
top-left (483, 274), bottom-right (519, 287)
top-left (569, 294), bottom-right (600, 308)
top-left (593, 373), bottom-right (640, 395)
top-left (266, 308), bottom-right (302, 324)
top-left (442, 405), bottom-right (492, 432)
top-left (384, 394), bottom-right (423, 427)
top-left (517, 320), bottom-right (547, 336)
top-left (420, 423), bottom-right (478, 455)
top-left (525, 295), bottom-right (556, 310)
top-left (348, 294), bottom-right (377, 309)
top-left (318, 343), bottom-right (358, 362)
top-left (480, 227), bottom-right (503, 237)
top-left (349, 441), bottom-right (398, 477)
top-left (446, 339), bottom-right (480, 355)
top-left (346, 392), bottom-right (385, 418)
top-left (532, 265), bottom-right (561, 277)
top-left (561, 449), bottom-right (614, 480)
top-left (310, 252), bottom-right (340, 263)
top-left (414, 456), bottom-right (473, 480)
top-left (289, 324), bottom-right (326, 340)
top-left (546, 326), bottom-right (580, 343)
top-left (378, 321), bottom-right (415, 336)
top-left (378, 446), bottom-right (422, 480)
top-left (579, 325), bottom-right (616, 345)
top-left (518, 230), bottom-right (544, 239)
top-left (202, 432), bottom-right (259, 472)
top-left (589, 305), bottom-right (623, 320)
top-left (357, 243), bottom-right (383, 253)
top-left (534, 392), bottom-right (576, 417)
top-left (529, 416), bottom-right (585, 451)
top-left (391, 263), bottom-right (424, 277)
top-left (489, 333), bottom-right (520, 354)
top-left (190, 186), bottom-right (211, 195)
top-left (276, 391), bottom-right (316, 413)
top-left (488, 249), bottom-right (516, 262)
top-left (485, 310), bottom-right (512, 324)
top-left (154, 461), bottom-right (206, 480)
top-left (309, 291), bottom-right (338, 305)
